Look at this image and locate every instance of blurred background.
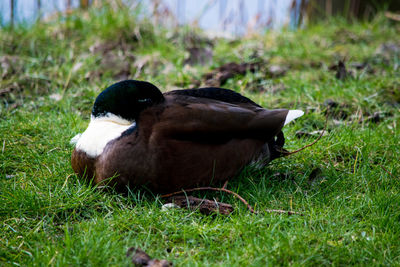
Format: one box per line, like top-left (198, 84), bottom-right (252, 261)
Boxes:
top-left (1, 0), bottom-right (400, 34)
top-left (0, 0), bottom-right (399, 105)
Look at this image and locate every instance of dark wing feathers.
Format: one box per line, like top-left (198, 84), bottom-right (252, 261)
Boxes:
top-left (151, 94), bottom-right (288, 143)
top-left (165, 87), bottom-right (261, 107)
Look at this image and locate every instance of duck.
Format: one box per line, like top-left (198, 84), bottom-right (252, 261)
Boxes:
top-left (71, 80), bottom-right (304, 193)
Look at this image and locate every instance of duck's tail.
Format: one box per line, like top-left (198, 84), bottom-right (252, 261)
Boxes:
top-left (280, 110), bottom-right (328, 156)
top-left (284, 110), bottom-right (304, 125)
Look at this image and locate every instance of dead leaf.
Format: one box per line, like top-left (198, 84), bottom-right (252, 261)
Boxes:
top-left (266, 83), bottom-right (286, 94)
top-left (373, 42), bottom-right (400, 65)
top-left (332, 119), bottom-right (345, 126)
top-left (161, 203), bottom-right (180, 211)
top-left (202, 61), bottom-right (262, 87)
top-left (385, 11), bottom-right (400, 21)
top-left (267, 65), bottom-right (287, 77)
top-left (49, 93), bottom-right (62, 101)
top-left (323, 99), bottom-right (339, 108)
top-left (127, 247), bottom-right (172, 267)
top-left (0, 87), bottom-right (14, 96)
top-left (184, 47), bottom-right (213, 66)
top-left (132, 53), bottom-right (173, 77)
top-left (86, 40), bottom-right (136, 80)
top-left (350, 62), bottom-right (368, 70)
top-left (0, 55), bottom-right (23, 79)
top-left (308, 167), bottom-right (326, 186)
top-left (1, 77), bottom-right (51, 106)
top-left (376, 42), bottom-right (400, 55)
top-left (89, 40), bottom-right (133, 55)
top-left (335, 60), bottom-right (351, 80)
top-left (164, 195), bottom-right (234, 215)
top-left (323, 99), bottom-right (350, 120)
top-left (169, 30), bottom-right (214, 49)
top-left (72, 62), bottom-right (84, 73)
top-left (361, 111), bottom-right (392, 124)
top-left (296, 130), bottom-right (327, 138)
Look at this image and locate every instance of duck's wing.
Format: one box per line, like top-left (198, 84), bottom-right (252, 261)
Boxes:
top-left (148, 94), bottom-right (289, 143)
top-left (164, 87), bottom-right (262, 107)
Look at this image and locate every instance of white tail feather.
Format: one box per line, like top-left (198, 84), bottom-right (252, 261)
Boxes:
top-left (284, 110), bottom-right (304, 125)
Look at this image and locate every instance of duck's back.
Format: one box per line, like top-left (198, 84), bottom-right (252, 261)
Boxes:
top-left (96, 88), bottom-right (289, 193)
top-left (165, 87), bottom-right (261, 107)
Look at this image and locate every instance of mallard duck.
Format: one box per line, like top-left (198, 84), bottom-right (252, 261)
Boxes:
top-left (71, 80), bottom-right (303, 193)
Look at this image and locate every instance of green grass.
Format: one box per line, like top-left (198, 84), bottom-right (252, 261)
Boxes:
top-left (1, 6), bottom-right (400, 266)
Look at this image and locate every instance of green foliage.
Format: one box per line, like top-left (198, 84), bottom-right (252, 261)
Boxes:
top-left (1, 8), bottom-right (399, 266)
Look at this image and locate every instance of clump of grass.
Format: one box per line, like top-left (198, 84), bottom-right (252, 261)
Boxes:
top-left (1, 6), bottom-right (400, 266)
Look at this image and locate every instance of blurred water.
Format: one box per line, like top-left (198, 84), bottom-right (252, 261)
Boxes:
top-left (0, 0), bottom-right (294, 34)
top-left (0, 0), bottom-right (80, 25)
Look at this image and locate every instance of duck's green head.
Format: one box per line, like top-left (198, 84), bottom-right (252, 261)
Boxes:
top-left (92, 80), bottom-right (164, 121)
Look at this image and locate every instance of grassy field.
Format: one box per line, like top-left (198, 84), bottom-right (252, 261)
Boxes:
top-left (1, 6), bottom-right (400, 266)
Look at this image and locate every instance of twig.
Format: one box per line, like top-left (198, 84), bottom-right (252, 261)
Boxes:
top-left (281, 111), bottom-right (329, 156)
top-left (385, 12), bottom-right (400, 22)
top-left (222, 180), bottom-right (229, 189)
top-left (60, 174), bottom-right (73, 191)
top-left (265, 209), bottom-right (303, 216)
top-left (353, 148), bottom-right (359, 174)
top-left (162, 187), bottom-right (303, 216)
top-left (161, 186), bottom-right (257, 214)
top-left (165, 195), bottom-right (234, 215)
top-left (377, 162), bottom-right (397, 179)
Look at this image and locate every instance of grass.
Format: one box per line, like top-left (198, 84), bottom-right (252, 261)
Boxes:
top-left (1, 6), bottom-right (400, 266)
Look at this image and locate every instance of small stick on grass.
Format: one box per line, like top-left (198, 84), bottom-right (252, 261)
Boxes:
top-left (161, 187), bottom-right (257, 214)
top-left (161, 187), bottom-right (303, 215)
top-left (222, 180), bottom-right (229, 189)
top-left (166, 195), bottom-right (234, 215)
top-left (265, 209), bottom-right (304, 216)
top-left (377, 162), bottom-right (397, 179)
top-left (280, 112), bottom-right (329, 156)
